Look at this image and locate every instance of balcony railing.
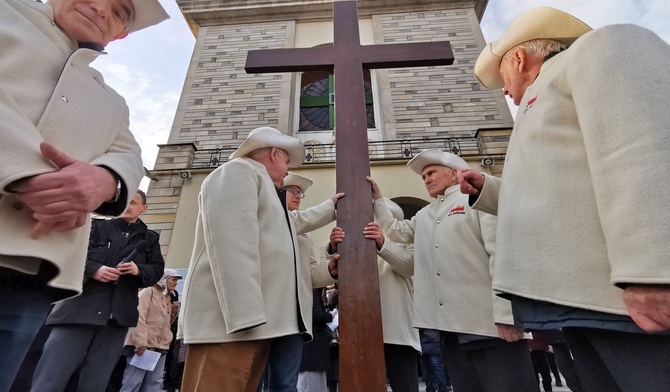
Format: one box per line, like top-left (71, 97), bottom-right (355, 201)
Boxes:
top-left (193, 136), bottom-right (483, 169)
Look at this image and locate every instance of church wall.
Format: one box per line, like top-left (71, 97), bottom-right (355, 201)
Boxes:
top-left (375, 7), bottom-right (513, 140)
top-left (167, 21), bottom-right (292, 152)
top-left (146, 0), bottom-right (511, 269)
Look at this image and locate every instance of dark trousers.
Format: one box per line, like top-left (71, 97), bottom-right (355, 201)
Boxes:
top-left (563, 327), bottom-right (670, 392)
top-left (418, 354), bottom-right (451, 392)
top-left (441, 332), bottom-right (538, 392)
top-left (0, 268), bottom-right (53, 392)
top-left (384, 344), bottom-right (419, 392)
top-left (551, 343), bottom-right (581, 392)
top-left (31, 324), bottom-right (128, 392)
top-left (546, 352), bottom-right (561, 385)
top-left (530, 350), bottom-right (553, 392)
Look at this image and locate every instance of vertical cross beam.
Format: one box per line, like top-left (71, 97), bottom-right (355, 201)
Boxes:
top-left (332, 1), bottom-right (386, 391)
top-left (245, 1), bottom-right (454, 389)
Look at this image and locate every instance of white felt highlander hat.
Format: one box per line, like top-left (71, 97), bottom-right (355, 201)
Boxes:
top-left (127, 0), bottom-right (170, 33)
top-left (230, 127), bottom-right (306, 168)
top-left (407, 149), bottom-right (469, 175)
top-left (474, 7), bottom-right (592, 89)
top-left (283, 172), bottom-right (313, 192)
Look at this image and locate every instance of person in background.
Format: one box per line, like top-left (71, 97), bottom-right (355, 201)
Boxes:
top-left (528, 339), bottom-right (553, 392)
top-left (324, 284), bottom-right (339, 392)
top-left (0, 0), bottom-right (169, 388)
top-left (31, 191), bottom-right (165, 392)
top-left (297, 288), bottom-right (333, 392)
top-left (461, 7), bottom-right (670, 391)
top-left (164, 287), bottom-right (183, 392)
top-left (120, 269), bottom-right (182, 392)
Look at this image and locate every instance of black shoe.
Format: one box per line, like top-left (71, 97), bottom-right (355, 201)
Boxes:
top-left (556, 381), bottom-right (563, 387)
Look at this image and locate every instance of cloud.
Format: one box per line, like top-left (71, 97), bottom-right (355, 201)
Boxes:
top-left (91, 0), bottom-right (669, 191)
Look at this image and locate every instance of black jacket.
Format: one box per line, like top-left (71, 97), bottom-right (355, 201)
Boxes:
top-left (47, 218), bottom-right (165, 328)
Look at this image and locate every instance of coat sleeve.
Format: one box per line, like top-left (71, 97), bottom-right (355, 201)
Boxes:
top-left (291, 199), bottom-right (336, 234)
top-left (125, 287), bottom-right (152, 348)
top-left (378, 241), bottom-right (414, 279)
top-left (89, 109), bottom-right (143, 217)
top-left (309, 241), bottom-right (336, 288)
top-left (200, 162), bottom-right (267, 333)
top-left (566, 25), bottom-right (670, 285)
top-left (0, 71), bottom-right (142, 217)
top-left (83, 220), bottom-right (104, 285)
top-left (470, 173), bottom-right (500, 215)
top-left (373, 198), bottom-right (416, 244)
top-left (133, 232), bottom-right (165, 288)
top-left (478, 210), bottom-right (513, 325)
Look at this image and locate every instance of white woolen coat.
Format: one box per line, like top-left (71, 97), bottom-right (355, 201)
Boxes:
top-left (374, 188), bottom-right (513, 338)
top-left (325, 238), bottom-right (420, 351)
top-left (0, 0), bottom-right (143, 297)
top-left (473, 24), bottom-right (670, 315)
top-left (179, 159), bottom-right (335, 343)
top-left (377, 241), bottom-right (421, 351)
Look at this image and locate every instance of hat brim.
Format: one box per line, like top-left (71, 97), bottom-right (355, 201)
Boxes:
top-left (283, 172), bottom-right (313, 192)
top-left (230, 127), bottom-right (305, 168)
top-left (474, 7), bottom-right (592, 89)
top-left (127, 0), bottom-right (170, 33)
top-left (407, 149), bottom-right (469, 175)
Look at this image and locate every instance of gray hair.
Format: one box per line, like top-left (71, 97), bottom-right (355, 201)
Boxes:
top-left (503, 39), bottom-right (567, 62)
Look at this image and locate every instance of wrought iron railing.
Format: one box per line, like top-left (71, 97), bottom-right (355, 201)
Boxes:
top-left (193, 136), bottom-right (482, 169)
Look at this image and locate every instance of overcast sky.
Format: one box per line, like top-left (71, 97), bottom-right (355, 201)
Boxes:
top-left (92, 0), bottom-right (670, 189)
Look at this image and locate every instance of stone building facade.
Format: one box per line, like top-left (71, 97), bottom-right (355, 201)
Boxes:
top-left (144, 0), bottom-right (513, 267)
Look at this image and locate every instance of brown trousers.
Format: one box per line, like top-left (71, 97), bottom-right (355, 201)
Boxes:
top-left (181, 340), bottom-right (271, 392)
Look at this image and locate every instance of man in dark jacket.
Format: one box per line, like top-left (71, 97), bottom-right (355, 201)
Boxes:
top-left (31, 190), bottom-right (164, 392)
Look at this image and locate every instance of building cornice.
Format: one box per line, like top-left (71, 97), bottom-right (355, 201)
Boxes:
top-left (178, 0), bottom-right (488, 35)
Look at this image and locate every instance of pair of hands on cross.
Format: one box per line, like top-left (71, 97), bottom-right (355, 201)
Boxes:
top-left (329, 222), bottom-right (385, 255)
top-left (456, 169), bottom-right (670, 333)
top-left (9, 142), bottom-right (118, 239)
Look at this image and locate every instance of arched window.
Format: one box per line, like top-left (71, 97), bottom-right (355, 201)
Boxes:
top-left (299, 70), bottom-right (375, 131)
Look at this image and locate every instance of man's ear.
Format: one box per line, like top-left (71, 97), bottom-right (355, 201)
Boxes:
top-left (112, 31), bottom-right (129, 41)
top-left (514, 49), bottom-right (529, 74)
top-left (270, 147), bottom-right (280, 161)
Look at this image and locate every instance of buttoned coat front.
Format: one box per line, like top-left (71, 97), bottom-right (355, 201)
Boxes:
top-left (374, 187), bottom-right (512, 338)
top-left (0, 0), bottom-right (143, 298)
top-left (179, 158), bottom-right (335, 343)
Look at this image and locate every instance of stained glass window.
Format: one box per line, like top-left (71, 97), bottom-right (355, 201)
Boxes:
top-left (299, 70), bottom-right (375, 131)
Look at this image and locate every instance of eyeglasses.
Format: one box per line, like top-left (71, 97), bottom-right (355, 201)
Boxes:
top-left (285, 188), bottom-right (305, 199)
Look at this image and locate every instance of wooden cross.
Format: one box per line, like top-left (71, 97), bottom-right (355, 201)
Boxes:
top-left (246, 1), bottom-right (453, 390)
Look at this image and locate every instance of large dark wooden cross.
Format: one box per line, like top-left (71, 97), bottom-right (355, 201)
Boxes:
top-left (246, 1), bottom-right (453, 390)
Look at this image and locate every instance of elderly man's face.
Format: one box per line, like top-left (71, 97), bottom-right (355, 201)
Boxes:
top-left (499, 56), bottom-right (526, 106)
top-left (421, 164), bottom-right (457, 198)
top-left (284, 185), bottom-right (303, 212)
top-left (267, 148), bottom-right (290, 187)
top-left (50, 0), bottom-right (134, 46)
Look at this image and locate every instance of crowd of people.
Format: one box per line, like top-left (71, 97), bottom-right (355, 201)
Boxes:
top-left (2, 1), bottom-right (669, 392)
